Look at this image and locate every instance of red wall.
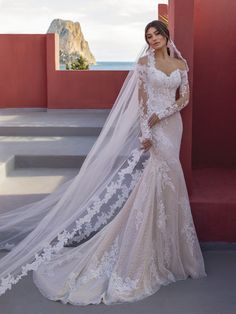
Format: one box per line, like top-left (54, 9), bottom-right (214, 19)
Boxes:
top-left (0, 35), bottom-right (47, 108)
top-left (167, 0), bottom-right (195, 192)
top-left (192, 0), bottom-right (236, 167)
top-left (0, 34), bottom-right (128, 109)
top-left (46, 34), bottom-right (128, 109)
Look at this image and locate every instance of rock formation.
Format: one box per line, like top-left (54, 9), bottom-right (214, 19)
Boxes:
top-left (47, 19), bottom-right (96, 65)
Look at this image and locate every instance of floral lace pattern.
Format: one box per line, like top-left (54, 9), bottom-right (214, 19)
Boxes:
top-left (76, 236), bottom-right (120, 285)
top-left (0, 148), bottom-right (145, 296)
top-left (147, 48), bottom-right (190, 121)
top-left (157, 199), bottom-right (167, 232)
top-left (179, 196), bottom-right (198, 257)
top-left (110, 272), bottom-right (140, 294)
top-left (136, 60), bottom-right (154, 142)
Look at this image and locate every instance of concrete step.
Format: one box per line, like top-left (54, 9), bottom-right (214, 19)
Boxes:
top-left (0, 108), bottom-right (110, 136)
top-left (0, 135), bottom-right (97, 171)
top-left (0, 109), bottom-right (109, 211)
top-left (0, 126), bottom-right (103, 136)
top-left (0, 167), bottom-right (78, 194)
top-left (15, 155), bottom-right (86, 168)
top-left (0, 168), bottom-right (78, 211)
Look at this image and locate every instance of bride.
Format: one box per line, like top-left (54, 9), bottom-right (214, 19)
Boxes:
top-left (0, 20), bottom-right (207, 305)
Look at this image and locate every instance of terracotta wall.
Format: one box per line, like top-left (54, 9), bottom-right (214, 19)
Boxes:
top-left (192, 0), bottom-right (236, 167)
top-left (0, 35), bottom-right (47, 108)
top-left (0, 34), bottom-right (128, 109)
top-left (46, 34), bottom-right (128, 109)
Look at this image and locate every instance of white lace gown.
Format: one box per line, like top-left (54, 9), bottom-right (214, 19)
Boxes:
top-left (32, 51), bottom-right (207, 305)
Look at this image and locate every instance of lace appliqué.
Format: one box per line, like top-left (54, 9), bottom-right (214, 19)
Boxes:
top-left (76, 236), bottom-right (119, 285)
top-left (110, 272), bottom-right (139, 294)
top-left (179, 196), bottom-right (197, 257)
top-left (135, 209), bottom-right (144, 231)
top-left (149, 248), bottom-right (174, 283)
top-left (136, 61), bottom-right (154, 142)
top-left (157, 71), bottom-right (190, 120)
top-left (150, 158), bottom-right (175, 194)
top-left (157, 199), bottom-right (167, 232)
top-left (67, 235), bottom-right (140, 295)
top-left (134, 172), bottom-right (150, 231)
top-left (147, 47), bottom-right (190, 121)
top-left (153, 127), bottom-right (174, 151)
top-left (65, 149), bottom-right (145, 247)
top-left (0, 148), bottom-right (145, 296)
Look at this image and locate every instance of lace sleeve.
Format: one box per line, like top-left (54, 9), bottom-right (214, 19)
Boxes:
top-left (136, 58), bottom-right (152, 142)
top-left (156, 70), bottom-right (190, 120)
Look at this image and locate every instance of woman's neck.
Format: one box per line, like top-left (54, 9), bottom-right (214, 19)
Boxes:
top-left (154, 47), bottom-right (169, 61)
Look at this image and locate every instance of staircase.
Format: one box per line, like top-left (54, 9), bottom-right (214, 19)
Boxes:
top-left (0, 109), bottom-right (110, 211)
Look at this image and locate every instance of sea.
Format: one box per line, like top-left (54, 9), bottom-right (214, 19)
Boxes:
top-left (60, 61), bottom-right (135, 71)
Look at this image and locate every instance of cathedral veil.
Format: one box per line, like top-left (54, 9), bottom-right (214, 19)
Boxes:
top-left (0, 38), bottom-right (189, 295)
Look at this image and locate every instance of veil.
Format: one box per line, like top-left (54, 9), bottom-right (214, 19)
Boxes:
top-left (0, 38), bottom-right (189, 295)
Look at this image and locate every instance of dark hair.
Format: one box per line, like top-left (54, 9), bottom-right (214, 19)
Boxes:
top-left (145, 20), bottom-right (170, 55)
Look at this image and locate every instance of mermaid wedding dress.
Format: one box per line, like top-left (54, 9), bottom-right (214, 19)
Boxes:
top-left (0, 41), bottom-right (207, 304)
top-left (31, 49), bottom-right (207, 304)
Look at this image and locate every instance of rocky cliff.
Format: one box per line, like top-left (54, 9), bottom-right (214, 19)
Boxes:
top-left (47, 19), bottom-right (96, 65)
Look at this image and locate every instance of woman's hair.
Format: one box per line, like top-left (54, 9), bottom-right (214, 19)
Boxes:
top-left (145, 20), bottom-right (170, 55)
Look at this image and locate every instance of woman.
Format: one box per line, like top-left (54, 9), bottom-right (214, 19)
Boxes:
top-left (0, 20), bottom-right (207, 304)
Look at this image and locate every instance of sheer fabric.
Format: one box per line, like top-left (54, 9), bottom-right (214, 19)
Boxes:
top-left (0, 41), bottom-right (207, 303)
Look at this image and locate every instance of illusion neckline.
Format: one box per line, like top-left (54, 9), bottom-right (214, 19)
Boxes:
top-left (148, 50), bottom-right (185, 77)
top-left (153, 67), bottom-right (182, 78)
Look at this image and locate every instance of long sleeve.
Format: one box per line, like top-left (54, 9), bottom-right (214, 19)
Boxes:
top-left (136, 58), bottom-right (153, 142)
top-left (156, 70), bottom-right (190, 120)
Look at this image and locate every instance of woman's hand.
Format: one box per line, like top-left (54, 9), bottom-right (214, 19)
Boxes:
top-left (140, 138), bottom-right (153, 152)
top-left (148, 113), bottom-right (160, 128)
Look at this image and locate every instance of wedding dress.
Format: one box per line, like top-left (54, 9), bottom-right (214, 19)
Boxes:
top-left (0, 40), bottom-right (207, 304)
top-left (33, 47), bottom-right (207, 304)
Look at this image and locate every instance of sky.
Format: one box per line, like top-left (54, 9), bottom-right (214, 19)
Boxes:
top-left (0, 0), bottom-right (168, 61)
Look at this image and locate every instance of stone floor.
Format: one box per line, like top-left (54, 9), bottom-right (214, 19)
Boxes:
top-left (0, 250), bottom-right (236, 314)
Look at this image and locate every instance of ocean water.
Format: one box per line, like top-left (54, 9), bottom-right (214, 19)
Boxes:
top-left (60, 61), bottom-right (135, 71)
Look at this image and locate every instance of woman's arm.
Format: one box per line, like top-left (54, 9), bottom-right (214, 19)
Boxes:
top-left (137, 57), bottom-right (153, 142)
top-left (156, 67), bottom-right (190, 120)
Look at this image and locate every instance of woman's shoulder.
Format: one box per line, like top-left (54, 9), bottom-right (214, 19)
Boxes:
top-left (171, 57), bottom-right (187, 71)
top-left (138, 55), bottom-right (148, 65)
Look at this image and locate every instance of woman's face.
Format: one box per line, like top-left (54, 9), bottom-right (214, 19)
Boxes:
top-left (146, 26), bottom-right (167, 50)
